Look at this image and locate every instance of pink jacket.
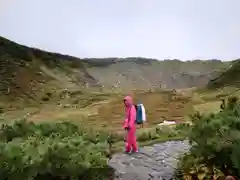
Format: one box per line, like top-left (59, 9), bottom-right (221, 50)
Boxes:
top-left (123, 96), bottom-right (136, 131)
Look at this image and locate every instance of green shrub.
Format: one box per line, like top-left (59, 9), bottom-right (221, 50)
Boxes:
top-left (155, 126), bottom-right (177, 137)
top-left (175, 123), bottom-right (190, 131)
top-left (0, 106), bottom-right (3, 114)
top-left (137, 125), bottom-right (186, 142)
top-left (41, 96), bottom-right (50, 101)
top-left (45, 92), bottom-right (52, 97)
top-left (137, 131), bottom-right (150, 141)
top-left (177, 97), bottom-right (240, 178)
top-left (0, 120), bottom-right (82, 142)
top-left (147, 130), bottom-right (158, 140)
top-left (0, 120), bottom-right (114, 180)
top-left (0, 119), bottom-right (189, 179)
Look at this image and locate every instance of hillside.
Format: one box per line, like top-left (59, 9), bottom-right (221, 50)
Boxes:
top-left (0, 36), bottom-right (101, 101)
top-left (0, 36), bottom-right (231, 101)
top-left (87, 58), bottom-right (229, 90)
top-left (208, 60), bottom-right (240, 88)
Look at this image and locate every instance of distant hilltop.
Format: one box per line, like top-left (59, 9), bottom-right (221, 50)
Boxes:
top-left (0, 36), bottom-right (234, 101)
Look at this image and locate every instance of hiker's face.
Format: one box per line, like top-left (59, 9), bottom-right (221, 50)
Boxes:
top-left (124, 100), bottom-right (128, 107)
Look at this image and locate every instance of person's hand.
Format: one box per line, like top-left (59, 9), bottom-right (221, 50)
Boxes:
top-left (123, 129), bottom-right (127, 141)
top-left (124, 127), bottom-right (130, 131)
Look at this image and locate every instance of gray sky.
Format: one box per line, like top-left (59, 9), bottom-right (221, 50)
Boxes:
top-left (1, 0), bottom-right (239, 60)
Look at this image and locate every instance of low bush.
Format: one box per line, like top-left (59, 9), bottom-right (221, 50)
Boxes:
top-left (0, 120), bottom-right (114, 180)
top-left (0, 105), bottom-right (3, 114)
top-left (0, 119), bottom-right (188, 179)
top-left (177, 96), bottom-right (240, 179)
top-left (41, 96), bottom-right (50, 101)
top-left (137, 125), bottom-right (188, 142)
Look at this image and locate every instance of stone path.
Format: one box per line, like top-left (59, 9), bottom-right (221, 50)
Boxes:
top-left (108, 140), bottom-right (190, 180)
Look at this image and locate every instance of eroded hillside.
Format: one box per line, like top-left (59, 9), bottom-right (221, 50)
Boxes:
top-left (0, 36), bottom-right (231, 102)
top-left (86, 58), bottom-right (231, 90)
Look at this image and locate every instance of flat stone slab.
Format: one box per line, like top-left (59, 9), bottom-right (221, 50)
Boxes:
top-left (109, 140), bottom-right (190, 180)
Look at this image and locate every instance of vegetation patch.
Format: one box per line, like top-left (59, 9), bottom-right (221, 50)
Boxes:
top-left (0, 120), bottom-right (115, 180)
top-left (0, 118), bottom-right (189, 180)
top-left (0, 106), bottom-right (3, 114)
top-left (208, 60), bottom-right (240, 88)
top-left (176, 97), bottom-right (240, 179)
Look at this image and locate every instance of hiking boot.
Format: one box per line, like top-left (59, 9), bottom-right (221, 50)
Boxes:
top-left (124, 151), bottom-right (131, 154)
top-left (132, 149), bottom-right (139, 153)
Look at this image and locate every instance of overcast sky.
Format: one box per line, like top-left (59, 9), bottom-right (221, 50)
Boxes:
top-left (0, 0), bottom-right (239, 60)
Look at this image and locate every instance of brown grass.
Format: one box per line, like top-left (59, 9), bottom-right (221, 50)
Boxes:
top-left (83, 90), bottom-right (192, 132)
top-left (5, 86), bottom-right (238, 134)
top-left (1, 90), bottom-right (193, 134)
top-left (192, 86), bottom-right (240, 114)
top-left (194, 101), bottom-right (221, 114)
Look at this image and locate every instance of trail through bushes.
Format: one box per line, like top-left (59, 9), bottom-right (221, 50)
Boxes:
top-left (0, 119), bottom-right (189, 180)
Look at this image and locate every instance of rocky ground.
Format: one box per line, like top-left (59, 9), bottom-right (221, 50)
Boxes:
top-left (109, 140), bottom-right (190, 180)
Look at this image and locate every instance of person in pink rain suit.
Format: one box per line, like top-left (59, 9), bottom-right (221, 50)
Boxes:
top-left (123, 96), bottom-right (138, 153)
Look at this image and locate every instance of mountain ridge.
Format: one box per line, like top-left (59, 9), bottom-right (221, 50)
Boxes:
top-left (0, 36), bottom-right (232, 101)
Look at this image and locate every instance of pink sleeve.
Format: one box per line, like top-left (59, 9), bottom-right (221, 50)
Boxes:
top-left (128, 107), bottom-right (136, 129)
top-left (123, 109), bottom-right (129, 129)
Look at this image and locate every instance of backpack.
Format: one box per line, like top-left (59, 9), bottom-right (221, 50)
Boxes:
top-left (135, 104), bottom-right (146, 125)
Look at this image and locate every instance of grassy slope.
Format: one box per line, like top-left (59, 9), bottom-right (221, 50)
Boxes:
top-left (208, 60), bottom-right (240, 88)
top-left (0, 36), bottom-right (237, 130)
top-left (192, 60), bottom-right (240, 114)
top-left (1, 89), bottom-right (192, 132)
top-left (0, 36), bottom-right (231, 103)
top-left (0, 36), bottom-right (102, 101)
top-left (0, 89), bottom-right (192, 153)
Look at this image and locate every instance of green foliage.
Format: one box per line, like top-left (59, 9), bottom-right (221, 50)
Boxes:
top-left (0, 120), bottom-right (114, 180)
top-left (0, 106), bottom-right (3, 114)
top-left (137, 125), bottom-right (188, 142)
top-left (178, 97), bottom-right (240, 179)
top-left (0, 119), bottom-right (188, 180)
top-left (0, 36), bottom-right (32, 61)
top-left (208, 59), bottom-right (240, 88)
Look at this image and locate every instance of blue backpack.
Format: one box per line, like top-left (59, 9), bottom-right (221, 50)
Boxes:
top-left (134, 104), bottom-right (146, 125)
